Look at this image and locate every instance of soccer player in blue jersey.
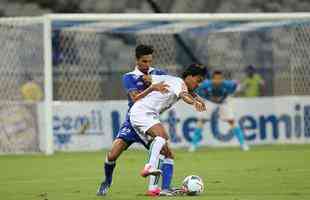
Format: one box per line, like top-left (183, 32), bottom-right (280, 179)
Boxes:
top-left (193, 70), bottom-right (250, 151)
top-left (97, 45), bottom-right (175, 196)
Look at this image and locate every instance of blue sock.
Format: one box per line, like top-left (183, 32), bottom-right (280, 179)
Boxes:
top-left (104, 159), bottom-right (116, 185)
top-left (161, 158), bottom-right (174, 190)
top-left (232, 127), bottom-right (245, 146)
top-left (192, 128), bottom-right (203, 148)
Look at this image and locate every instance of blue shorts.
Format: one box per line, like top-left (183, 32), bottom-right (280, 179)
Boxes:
top-left (115, 119), bottom-right (150, 150)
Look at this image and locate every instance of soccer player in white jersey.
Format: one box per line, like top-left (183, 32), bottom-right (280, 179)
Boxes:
top-left (128, 65), bottom-right (208, 182)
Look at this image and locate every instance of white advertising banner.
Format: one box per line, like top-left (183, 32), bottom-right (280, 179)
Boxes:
top-left (53, 96), bottom-right (310, 151)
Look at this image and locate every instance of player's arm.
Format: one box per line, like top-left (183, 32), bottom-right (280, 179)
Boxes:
top-left (190, 91), bottom-right (205, 104)
top-left (180, 91), bottom-right (206, 112)
top-left (128, 82), bottom-right (167, 102)
top-left (189, 91), bottom-right (207, 109)
top-left (127, 75), bottom-right (169, 103)
top-left (172, 81), bottom-right (205, 111)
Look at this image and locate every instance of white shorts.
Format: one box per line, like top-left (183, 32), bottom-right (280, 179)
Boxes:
top-left (200, 98), bottom-right (235, 121)
top-left (129, 104), bottom-right (160, 143)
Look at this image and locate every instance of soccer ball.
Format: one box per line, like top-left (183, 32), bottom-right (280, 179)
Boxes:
top-left (182, 175), bottom-right (204, 195)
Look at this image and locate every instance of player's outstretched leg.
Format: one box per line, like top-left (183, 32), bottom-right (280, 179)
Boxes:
top-left (141, 123), bottom-right (168, 177)
top-left (141, 136), bottom-right (165, 177)
top-left (228, 120), bottom-right (249, 151)
top-left (147, 139), bottom-right (176, 196)
top-left (147, 154), bottom-right (164, 196)
top-left (189, 127), bottom-right (203, 152)
top-left (189, 117), bottom-right (204, 152)
top-left (233, 127), bottom-right (249, 151)
top-left (97, 139), bottom-right (127, 196)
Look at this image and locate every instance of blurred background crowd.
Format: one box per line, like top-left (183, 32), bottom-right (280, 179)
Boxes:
top-left (1, 0), bottom-right (310, 16)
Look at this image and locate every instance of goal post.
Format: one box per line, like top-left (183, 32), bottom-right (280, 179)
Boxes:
top-left (43, 16), bottom-right (54, 155)
top-left (1, 13), bottom-right (310, 154)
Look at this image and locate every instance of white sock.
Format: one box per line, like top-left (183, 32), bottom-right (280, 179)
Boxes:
top-left (148, 154), bottom-right (164, 190)
top-left (148, 136), bottom-right (166, 168)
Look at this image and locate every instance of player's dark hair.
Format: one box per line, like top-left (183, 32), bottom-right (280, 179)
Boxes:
top-left (135, 44), bottom-right (154, 59)
top-left (245, 64), bottom-right (255, 73)
top-left (212, 70), bottom-right (223, 78)
top-left (182, 64), bottom-right (208, 79)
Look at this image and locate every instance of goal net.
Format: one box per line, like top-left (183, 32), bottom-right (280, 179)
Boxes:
top-left (51, 16), bottom-right (310, 99)
top-left (0, 14), bottom-right (310, 154)
top-left (0, 18), bottom-right (47, 154)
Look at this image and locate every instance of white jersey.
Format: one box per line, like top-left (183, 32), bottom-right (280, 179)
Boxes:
top-left (129, 75), bottom-right (188, 136)
top-left (131, 75), bottom-right (188, 114)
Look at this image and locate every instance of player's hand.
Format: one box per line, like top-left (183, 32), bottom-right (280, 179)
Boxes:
top-left (142, 75), bottom-right (152, 86)
top-left (151, 81), bottom-right (169, 94)
top-left (194, 100), bottom-right (206, 112)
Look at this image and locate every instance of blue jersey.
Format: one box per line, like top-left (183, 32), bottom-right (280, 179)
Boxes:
top-left (122, 67), bottom-right (167, 108)
top-left (195, 80), bottom-right (238, 103)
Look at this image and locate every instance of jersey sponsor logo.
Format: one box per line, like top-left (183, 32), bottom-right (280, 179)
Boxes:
top-left (121, 126), bottom-right (131, 133)
top-left (137, 81), bottom-right (144, 86)
top-left (133, 75), bottom-right (140, 80)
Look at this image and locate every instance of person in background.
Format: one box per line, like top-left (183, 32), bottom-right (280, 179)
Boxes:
top-left (194, 70), bottom-right (250, 151)
top-left (20, 78), bottom-right (43, 102)
top-left (188, 115), bottom-right (204, 152)
top-left (241, 65), bottom-right (265, 97)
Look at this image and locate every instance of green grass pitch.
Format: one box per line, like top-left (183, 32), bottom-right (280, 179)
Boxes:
top-left (1, 145), bottom-right (310, 200)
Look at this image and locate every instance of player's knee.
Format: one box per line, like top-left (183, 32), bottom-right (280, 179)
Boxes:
top-left (160, 147), bottom-right (174, 159)
top-left (107, 151), bottom-right (117, 162)
top-left (158, 133), bottom-right (169, 141)
top-left (161, 151), bottom-right (174, 159)
top-left (167, 147), bottom-right (174, 159)
top-left (160, 148), bottom-right (168, 157)
top-left (166, 151), bottom-right (174, 159)
top-left (147, 124), bottom-right (169, 140)
top-left (107, 139), bottom-right (127, 161)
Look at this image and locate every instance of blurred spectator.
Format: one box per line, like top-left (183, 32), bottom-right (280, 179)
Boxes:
top-left (241, 65), bottom-right (265, 97)
top-left (20, 78), bottom-right (43, 102)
